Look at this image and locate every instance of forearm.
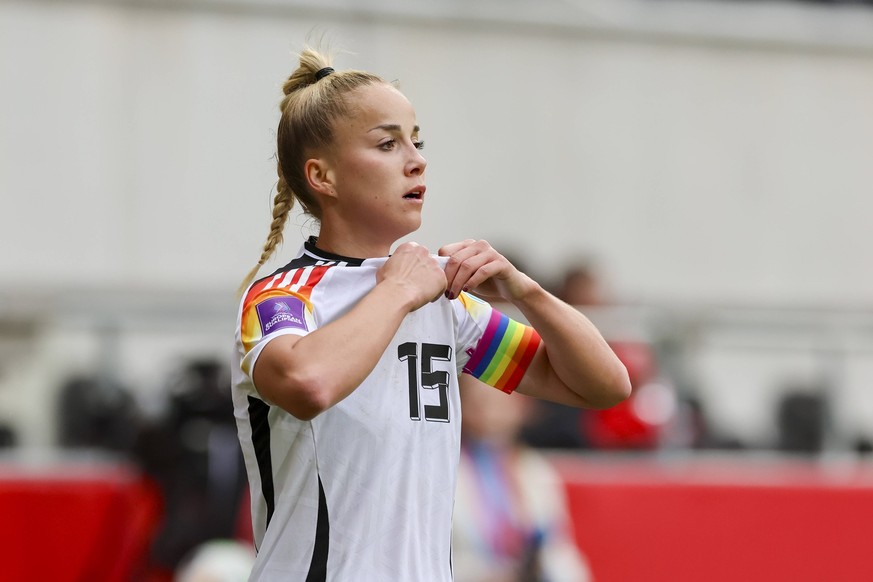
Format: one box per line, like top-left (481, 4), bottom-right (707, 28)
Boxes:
top-left (512, 279), bottom-right (631, 408)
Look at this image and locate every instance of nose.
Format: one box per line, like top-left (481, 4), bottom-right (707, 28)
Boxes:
top-left (406, 147), bottom-right (427, 176)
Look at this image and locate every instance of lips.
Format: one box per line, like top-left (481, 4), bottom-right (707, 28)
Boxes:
top-left (403, 185), bottom-right (426, 200)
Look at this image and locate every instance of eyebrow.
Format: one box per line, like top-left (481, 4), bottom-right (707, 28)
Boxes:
top-left (368, 124), bottom-right (420, 134)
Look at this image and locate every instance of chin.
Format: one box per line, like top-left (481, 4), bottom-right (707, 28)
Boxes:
top-left (398, 215), bottom-right (423, 237)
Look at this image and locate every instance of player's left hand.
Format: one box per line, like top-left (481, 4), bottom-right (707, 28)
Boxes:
top-left (438, 239), bottom-right (535, 302)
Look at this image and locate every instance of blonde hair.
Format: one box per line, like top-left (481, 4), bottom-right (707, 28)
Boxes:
top-left (238, 47), bottom-right (385, 294)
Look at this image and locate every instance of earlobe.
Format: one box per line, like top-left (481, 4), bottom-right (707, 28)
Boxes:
top-left (304, 158), bottom-right (336, 198)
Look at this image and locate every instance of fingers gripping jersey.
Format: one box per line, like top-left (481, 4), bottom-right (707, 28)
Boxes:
top-left (232, 239), bottom-right (541, 581)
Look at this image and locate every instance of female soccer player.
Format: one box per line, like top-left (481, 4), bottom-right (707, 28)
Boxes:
top-left (232, 47), bottom-right (631, 581)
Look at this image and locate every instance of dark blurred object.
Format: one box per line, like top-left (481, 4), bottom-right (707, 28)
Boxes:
top-left (678, 395), bottom-right (738, 450)
top-left (517, 529), bottom-right (545, 582)
top-left (521, 401), bottom-right (588, 449)
top-left (134, 359), bottom-right (247, 575)
top-left (854, 437), bottom-right (873, 456)
top-left (777, 389), bottom-right (829, 453)
top-left (0, 423), bottom-right (16, 448)
top-left (56, 375), bottom-right (139, 452)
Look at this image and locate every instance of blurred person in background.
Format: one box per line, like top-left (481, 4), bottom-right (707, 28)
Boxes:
top-left (232, 46), bottom-right (630, 581)
top-left (133, 359), bottom-right (248, 580)
top-left (56, 374), bottom-right (140, 453)
top-left (554, 261), bottom-right (605, 308)
top-left (522, 260), bottom-right (692, 452)
top-left (454, 382), bottom-right (592, 582)
top-left (521, 261), bottom-right (607, 450)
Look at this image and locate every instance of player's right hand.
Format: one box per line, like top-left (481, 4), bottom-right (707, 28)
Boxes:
top-left (377, 242), bottom-right (447, 311)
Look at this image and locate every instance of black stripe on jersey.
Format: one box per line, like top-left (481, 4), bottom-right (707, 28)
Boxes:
top-left (247, 396), bottom-right (275, 530)
top-left (449, 537), bottom-right (454, 580)
top-left (305, 474), bottom-right (330, 582)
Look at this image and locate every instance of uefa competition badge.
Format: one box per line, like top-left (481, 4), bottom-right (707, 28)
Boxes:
top-left (256, 296), bottom-right (309, 336)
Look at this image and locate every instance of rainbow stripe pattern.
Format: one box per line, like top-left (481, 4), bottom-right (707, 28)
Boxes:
top-left (462, 306), bottom-right (542, 394)
top-left (240, 265), bottom-right (330, 357)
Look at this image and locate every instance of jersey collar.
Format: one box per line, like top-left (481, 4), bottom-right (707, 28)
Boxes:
top-left (303, 236), bottom-right (366, 266)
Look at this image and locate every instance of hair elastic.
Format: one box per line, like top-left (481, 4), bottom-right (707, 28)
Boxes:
top-left (315, 67), bottom-right (335, 81)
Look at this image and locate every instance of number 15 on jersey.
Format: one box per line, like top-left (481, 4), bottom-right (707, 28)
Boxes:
top-left (397, 342), bottom-right (453, 423)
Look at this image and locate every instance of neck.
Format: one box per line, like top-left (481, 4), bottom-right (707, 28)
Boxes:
top-left (315, 224), bottom-right (395, 259)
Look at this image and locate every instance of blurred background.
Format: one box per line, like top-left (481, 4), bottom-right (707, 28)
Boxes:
top-left (1, 0), bottom-right (873, 580)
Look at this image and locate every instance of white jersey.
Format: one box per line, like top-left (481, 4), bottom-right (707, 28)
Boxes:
top-left (232, 238), bottom-right (541, 581)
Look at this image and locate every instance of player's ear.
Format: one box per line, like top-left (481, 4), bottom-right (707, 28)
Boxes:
top-left (304, 158), bottom-right (337, 199)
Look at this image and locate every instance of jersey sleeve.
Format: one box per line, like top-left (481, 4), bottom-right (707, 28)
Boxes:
top-left (238, 283), bottom-right (317, 381)
top-left (453, 292), bottom-right (542, 394)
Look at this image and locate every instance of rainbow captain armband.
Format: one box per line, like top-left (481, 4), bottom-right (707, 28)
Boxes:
top-left (462, 309), bottom-right (542, 394)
